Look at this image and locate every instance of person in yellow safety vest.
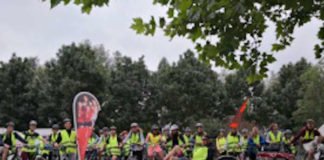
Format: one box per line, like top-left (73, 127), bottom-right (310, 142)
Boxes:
top-left (240, 128), bottom-right (249, 159)
top-left (266, 123), bottom-right (283, 145)
top-left (282, 129), bottom-right (296, 154)
top-left (165, 124), bottom-right (186, 159)
top-left (183, 127), bottom-right (193, 158)
top-left (226, 126), bottom-right (241, 157)
top-left (1, 122), bottom-right (27, 160)
top-left (216, 128), bottom-right (226, 156)
top-left (98, 127), bottom-right (109, 159)
top-left (192, 123), bottom-right (208, 149)
top-left (21, 120), bottom-right (44, 160)
top-left (161, 125), bottom-right (170, 153)
top-left (42, 124), bottom-right (60, 160)
top-left (291, 119), bottom-right (322, 160)
top-left (119, 130), bottom-right (130, 159)
top-left (192, 136), bottom-right (211, 160)
top-left (146, 124), bottom-right (164, 160)
top-left (54, 118), bottom-right (77, 160)
top-left (123, 123), bottom-right (145, 160)
top-left (106, 126), bottom-right (122, 160)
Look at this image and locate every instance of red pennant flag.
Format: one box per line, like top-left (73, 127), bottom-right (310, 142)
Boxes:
top-left (229, 98), bottom-right (249, 129)
top-left (73, 92), bottom-right (101, 160)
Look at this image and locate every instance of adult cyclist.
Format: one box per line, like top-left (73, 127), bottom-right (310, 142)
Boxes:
top-left (145, 124), bottom-right (164, 160)
top-left (123, 123), bottom-right (145, 160)
top-left (291, 119), bottom-right (322, 160)
top-left (1, 122), bottom-right (27, 160)
top-left (54, 118), bottom-right (77, 160)
top-left (21, 120), bottom-right (44, 160)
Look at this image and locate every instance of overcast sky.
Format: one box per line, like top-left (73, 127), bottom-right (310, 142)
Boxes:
top-left (0, 0), bottom-right (322, 72)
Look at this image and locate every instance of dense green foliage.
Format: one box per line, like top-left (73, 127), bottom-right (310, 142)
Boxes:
top-left (46, 0), bottom-right (324, 82)
top-left (0, 42), bottom-right (323, 131)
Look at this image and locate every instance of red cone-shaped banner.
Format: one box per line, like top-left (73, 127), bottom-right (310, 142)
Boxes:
top-left (73, 92), bottom-right (101, 160)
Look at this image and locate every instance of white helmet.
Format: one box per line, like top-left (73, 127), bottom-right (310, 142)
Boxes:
top-left (170, 124), bottom-right (179, 131)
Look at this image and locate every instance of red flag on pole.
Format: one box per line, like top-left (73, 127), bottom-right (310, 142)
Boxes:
top-left (73, 92), bottom-right (101, 160)
top-left (229, 98), bottom-right (249, 129)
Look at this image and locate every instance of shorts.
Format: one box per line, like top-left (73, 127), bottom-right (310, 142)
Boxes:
top-left (148, 145), bottom-right (163, 156)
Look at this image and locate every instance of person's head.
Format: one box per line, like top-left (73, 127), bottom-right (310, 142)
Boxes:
top-left (162, 126), bottom-right (169, 135)
top-left (284, 129), bottom-right (292, 138)
top-left (110, 126), bottom-right (117, 135)
top-left (230, 126), bottom-right (238, 134)
top-left (242, 128), bottom-right (249, 137)
top-left (306, 119), bottom-right (315, 129)
top-left (99, 129), bottom-right (103, 136)
top-left (251, 127), bottom-right (259, 137)
top-left (131, 123), bottom-right (139, 132)
top-left (151, 124), bottom-right (159, 134)
top-left (170, 124), bottom-right (179, 135)
top-left (202, 136), bottom-right (209, 145)
top-left (6, 122), bottom-right (15, 132)
top-left (196, 123), bottom-right (204, 133)
top-left (119, 130), bottom-right (128, 139)
top-left (52, 124), bottom-right (59, 133)
top-left (29, 120), bottom-right (37, 131)
top-left (218, 129), bottom-right (225, 137)
top-left (63, 118), bottom-right (72, 129)
top-left (185, 127), bottom-right (191, 136)
top-left (270, 123), bottom-right (278, 131)
top-left (102, 127), bottom-right (109, 136)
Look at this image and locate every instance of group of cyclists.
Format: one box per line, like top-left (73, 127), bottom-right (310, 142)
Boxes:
top-left (0, 118), bottom-right (323, 160)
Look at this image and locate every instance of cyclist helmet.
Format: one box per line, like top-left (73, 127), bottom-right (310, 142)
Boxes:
top-left (63, 118), bottom-right (71, 123)
top-left (170, 124), bottom-right (179, 131)
top-left (284, 129), bottom-right (292, 135)
top-left (242, 128), bottom-right (248, 133)
top-left (110, 126), bottom-right (117, 130)
top-left (152, 124), bottom-right (159, 130)
top-left (185, 127), bottom-right (191, 132)
top-left (29, 120), bottom-right (37, 126)
top-left (6, 121), bottom-right (15, 127)
top-left (102, 127), bottom-right (109, 131)
top-left (131, 122), bottom-right (139, 128)
top-left (219, 128), bottom-right (225, 133)
top-left (52, 124), bottom-right (59, 129)
top-left (195, 123), bottom-right (203, 128)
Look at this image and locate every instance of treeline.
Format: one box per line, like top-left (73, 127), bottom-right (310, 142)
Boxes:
top-left (0, 41), bottom-right (323, 132)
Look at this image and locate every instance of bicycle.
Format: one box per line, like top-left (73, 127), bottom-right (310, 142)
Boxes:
top-left (60, 144), bottom-right (77, 160)
top-left (86, 145), bottom-right (98, 160)
top-left (128, 144), bottom-right (144, 160)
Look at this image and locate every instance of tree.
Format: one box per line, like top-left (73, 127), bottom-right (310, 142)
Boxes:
top-left (264, 58), bottom-right (311, 128)
top-left (150, 50), bottom-right (224, 127)
top-left (41, 41), bottom-right (111, 126)
top-left (293, 62), bottom-right (324, 126)
top-left (47, 0), bottom-right (324, 81)
top-left (106, 53), bottom-right (152, 130)
top-left (0, 54), bottom-right (42, 129)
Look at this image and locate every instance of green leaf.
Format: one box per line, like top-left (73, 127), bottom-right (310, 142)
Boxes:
top-left (178, 0), bottom-right (192, 11)
top-left (271, 43), bottom-right (285, 51)
top-left (167, 8), bottom-right (174, 18)
top-left (159, 17), bottom-right (166, 28)
top-left (50, 0), bottom-right (62, 8)
top-left (63, 0), bottom-right (70, 5)
top-left (131, 18), bottom-right (146, 34)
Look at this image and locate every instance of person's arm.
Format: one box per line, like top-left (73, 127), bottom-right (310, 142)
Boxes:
top-left (14, 132), bottom-right (27, 144)
top-left (265, 132), bottom-right (271, 143)
top-left (291, 128), bottom-right (305, 144)
top-left (123, 131), bottom-right (131, 144)
top-left (55, 132), bottom-right (62, 144)
top-left (140, 131), bottom-right (145, 144)
top-left (145, 133), bottom-right (150, 144)
top-left (260, 136), bottom-right (266, 145)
